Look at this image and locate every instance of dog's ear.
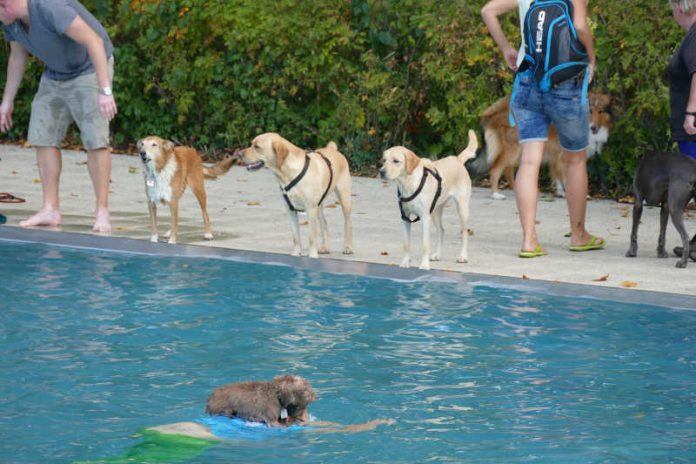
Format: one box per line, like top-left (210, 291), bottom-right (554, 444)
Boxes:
top-left (163, 139), bottom-right (175, 152)
top-left (272, 140), bottom-right (290, 169)
top-left (405, 150), bottom-right (420, 175)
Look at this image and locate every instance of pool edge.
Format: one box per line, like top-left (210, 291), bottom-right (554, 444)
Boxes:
top-left (2, 226), bottom-right (694, 310)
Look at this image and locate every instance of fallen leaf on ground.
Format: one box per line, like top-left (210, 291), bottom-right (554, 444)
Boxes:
top-left (522, 274), bottom-right (529, 280)
top-left (380, 251), bottom-right (389, 256)
top-left (618, 196), bottom-right (635, 204)
top-left (33, 178), bottom-right (41, 183)
top-left (620, 280), bottom-right (638, 288)
top-left (467, 228), bottom-right (474, 236)
top-left (75, 161), bottom-right (87, 165)
top-left (593, 274), bottom-right (609, 282)
top-left (325, 204), bottom-right (337, 209)
top-left (247, 201), bottom-right (260, 206)
top-left (128, 166), bottom-right (138, 174)
top-left (301, 220), bottom-right (308, 225)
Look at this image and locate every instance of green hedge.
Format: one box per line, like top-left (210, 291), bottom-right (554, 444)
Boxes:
top-left (0, 0), bottom-right (684, 195)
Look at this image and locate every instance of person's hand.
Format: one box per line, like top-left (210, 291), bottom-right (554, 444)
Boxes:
top-left (98, 93), bottom-right (117, 121)
top-left (587, 60), bottom-right (595, 84)
top-left (0, 100), bottom-right (14, 132)
top-left (685, 114), bottom-right (696, 135)
top-left (503, 46), bottom-right (518, 71)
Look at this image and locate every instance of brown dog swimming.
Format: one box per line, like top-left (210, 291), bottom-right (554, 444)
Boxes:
top-left (138, 136), bottom-right (234, 244)
top-left (205, 375), bottom-right (316, 427)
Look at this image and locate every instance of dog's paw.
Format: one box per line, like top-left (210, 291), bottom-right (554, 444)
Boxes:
top-left (399, 257), bottom-right (410, 268)
top-left (657, 249), bottom-right (668, 259)
top-left (457, 256), bottom-right (468, 263)
top-left (309, 250), bottom-right (319, 259)
top-left (343, 246), bottom-right (354, 255)
top-left (676, 260), bottom-right (688, 269)
top-left (430, 253), bottom-right (441, 262)
top-left (491, 192), bottom-right (507, 200)
top-left (163, 230), bottom-right (172, 239)
top-left (625, 249), bottom-right (637, 258)
top-left (418, 262), bottom-right (431, 271)
top-left (318, 247), bottom-right (330, 255)
top-left (167, 238), bottom-right (177, 244)
top-left (150, 235), bottom-right (159, 243)
top-left (204, 232), bottom-right (214, 240)
top-left (291, 248), bottom-right (302, 257)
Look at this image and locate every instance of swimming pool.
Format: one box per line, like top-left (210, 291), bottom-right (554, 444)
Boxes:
top-left (1, 232), bottom-right (695, 463)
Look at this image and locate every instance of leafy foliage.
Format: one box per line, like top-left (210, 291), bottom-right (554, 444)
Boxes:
top-left (0, 0), bottom-right (685, 192)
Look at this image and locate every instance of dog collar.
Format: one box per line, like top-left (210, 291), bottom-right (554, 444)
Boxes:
top-left (397, 167), bottom-right (442, 223)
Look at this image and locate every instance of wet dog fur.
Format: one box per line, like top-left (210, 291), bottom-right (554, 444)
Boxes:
top-left (625, 152), bottom-right (696, 268)
top-left (379, 130), bottom-right (478, 270)
top-left (205, 375), bottom-right (317, 427)
top-left (479, 93), bottom-right (612, 199)
top-left (234, 133), bottom-right (353, 258)
top-left (138, 136), bottom-right (234, 244)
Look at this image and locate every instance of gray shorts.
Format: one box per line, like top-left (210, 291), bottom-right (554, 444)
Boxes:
top-left (28, 59), bottom-right (114, 150)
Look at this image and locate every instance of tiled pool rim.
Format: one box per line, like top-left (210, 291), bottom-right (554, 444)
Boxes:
top-left (2, 226), bottom-right (694, 311)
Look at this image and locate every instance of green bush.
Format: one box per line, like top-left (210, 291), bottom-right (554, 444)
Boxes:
top-left (0, 0), bottom-right (685, 193)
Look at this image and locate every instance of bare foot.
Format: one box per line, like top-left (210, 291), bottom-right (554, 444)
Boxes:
top-left (93, 208), bottom-right (112, 234)
top-left (19, 208), bottom-right (61, 228)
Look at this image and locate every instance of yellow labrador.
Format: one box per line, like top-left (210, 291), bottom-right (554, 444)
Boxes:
top-left (379, 130), bottom-right (478, 270)
top-left (235, 133), bottom-right (353, 258)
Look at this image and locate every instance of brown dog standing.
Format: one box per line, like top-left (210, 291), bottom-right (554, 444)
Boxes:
top-left (235, 133), bottom-right (353, 258)
top-left (138, 136), bottom-right (234, 244)
top-left (480, 93), bottom-right (612, 199)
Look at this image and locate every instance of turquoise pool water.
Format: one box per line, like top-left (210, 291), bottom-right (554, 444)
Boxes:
top-left (1, 240), bottom-right (695, 463)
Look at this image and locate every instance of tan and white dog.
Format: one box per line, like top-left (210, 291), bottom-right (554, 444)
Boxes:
top-left (137, 136), bottom-right (234, 244)
top-left (234, 133), bottom-right (353, 258)
top-left (480, 93), bottom-right (612, 199)
top-left (379, 130), bottom-right (478, 270)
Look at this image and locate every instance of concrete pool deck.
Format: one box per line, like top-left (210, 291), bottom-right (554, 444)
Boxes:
top-left (1, 143), bottom-right (695, 299)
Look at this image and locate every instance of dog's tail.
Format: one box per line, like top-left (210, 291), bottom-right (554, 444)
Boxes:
top-left (202, 155), bottom-right (235, 180)
top-left (457, 130), bottom-right (479, 164)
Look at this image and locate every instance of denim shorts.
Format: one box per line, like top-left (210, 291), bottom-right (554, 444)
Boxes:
top-left (511, 71), bottom-right (589, 152)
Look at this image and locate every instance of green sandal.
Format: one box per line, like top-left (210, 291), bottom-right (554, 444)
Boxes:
top-left (569, 235), bottom-right (605, 252)
top-left (518, 244), bottom-right (548, 258)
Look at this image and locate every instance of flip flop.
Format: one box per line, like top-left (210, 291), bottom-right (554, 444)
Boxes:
top-left (518, 244), bottom-right (548, 258)
top-left (0, 192), bottom-right (25, 203)
top-left (569, 235), bottom-right (605, 252)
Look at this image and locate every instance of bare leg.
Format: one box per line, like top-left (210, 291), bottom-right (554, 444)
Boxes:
top-left (87, 148), bottom-right (112, 234)
top-left (515, 141), bottom-right (544, 252)
top-left (19, 146), bottom-right (62, 227)
top-left (563, 149), bottom-right (600, 246)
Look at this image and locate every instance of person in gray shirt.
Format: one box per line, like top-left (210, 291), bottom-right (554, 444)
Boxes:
top-left (0, 0), bottom-right (117, 233)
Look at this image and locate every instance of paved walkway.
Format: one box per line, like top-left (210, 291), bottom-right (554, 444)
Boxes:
top-left (1, 143), bottom-right (695, 297)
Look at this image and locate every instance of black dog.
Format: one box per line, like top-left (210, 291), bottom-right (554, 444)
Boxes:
top-left (625, 152), bottom-right (696, 268)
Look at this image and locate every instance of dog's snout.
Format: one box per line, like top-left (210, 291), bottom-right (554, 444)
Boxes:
top-left (379, 167), bottom-right (387, 179)
top-left (590, 123), bottom-right (598, 134)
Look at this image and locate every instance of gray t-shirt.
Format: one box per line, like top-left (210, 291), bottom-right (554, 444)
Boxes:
top-left (2, 0), bottom-right (113, 81)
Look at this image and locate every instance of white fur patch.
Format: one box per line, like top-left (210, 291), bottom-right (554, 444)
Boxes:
top-left (588, 127), bottom-right (609, 158)
top-left (144, 157), bottom-right (177, 204)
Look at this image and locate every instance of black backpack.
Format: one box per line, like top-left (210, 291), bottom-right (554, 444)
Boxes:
top-left (518, 0), bottom-right (589, 91)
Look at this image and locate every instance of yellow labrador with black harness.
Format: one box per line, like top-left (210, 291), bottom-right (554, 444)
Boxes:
top-left (379, 130), bottom-right (478, 270)
top-left (235, 133), bottom-right (353, 258)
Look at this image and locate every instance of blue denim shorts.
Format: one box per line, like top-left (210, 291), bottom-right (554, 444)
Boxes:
top-left (511, 71), bottom-right (589, 152)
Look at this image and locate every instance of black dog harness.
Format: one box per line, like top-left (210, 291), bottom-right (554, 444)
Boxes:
top-left (397, 167), bottom-right (442, 223)
top-left (281, 152), bottom-right (334, 213)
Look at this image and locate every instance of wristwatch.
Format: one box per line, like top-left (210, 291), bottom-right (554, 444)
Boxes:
top-left (99, 86), bottom-right (113, 96)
